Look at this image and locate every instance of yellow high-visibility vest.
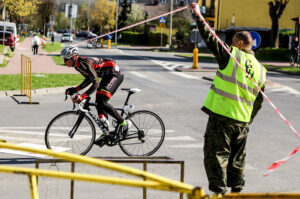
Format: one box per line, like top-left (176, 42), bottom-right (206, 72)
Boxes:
top-left (203, 47), bottom-right (267, 122)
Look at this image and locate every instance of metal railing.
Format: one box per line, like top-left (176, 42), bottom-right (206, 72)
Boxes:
top-left (35, 156), bottom-right (185, 199)
top-left (0, 142), bottom-right (204, 199)
top-left (13, 54), bottom-right (39, 104)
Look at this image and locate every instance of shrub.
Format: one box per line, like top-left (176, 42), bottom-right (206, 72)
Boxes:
top-left (255, 48), bottom-right (291, 61)
top-left (119, 31), bottom-right (145, 45)
top-left (148, 31), bottom-right (168, 46)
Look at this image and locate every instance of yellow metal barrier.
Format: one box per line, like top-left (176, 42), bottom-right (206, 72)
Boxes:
top-left (0, 142), bottom-right (204, 199)
top-left (35, 156), bottom-right (185, 199)
top-left (223, 193), bottom-right (300, 199)
top-left (13, 54), bottom-right (39, 104)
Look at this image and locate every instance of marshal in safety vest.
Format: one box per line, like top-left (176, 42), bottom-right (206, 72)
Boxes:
top-left (203, 47), bottom-right (267, 122)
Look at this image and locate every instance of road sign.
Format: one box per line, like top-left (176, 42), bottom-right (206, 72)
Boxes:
top-left (250, 31), bottom-right (261, 50)
top-left (159, 17), bottom-right (166, 24)
top-left (189, 30), bottom-right (201, 44)
top-left (106, 34), bottom-right (112, 40)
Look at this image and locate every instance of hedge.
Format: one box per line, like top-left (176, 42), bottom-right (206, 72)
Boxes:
top-left (148, 31), bottom-right (168, 46)
top-left (119, 31), bottom-right (145, 45)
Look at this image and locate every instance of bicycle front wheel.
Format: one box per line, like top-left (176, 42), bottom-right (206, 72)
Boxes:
top-left (45, 111), bottom-right (96, 155)
top-left (119, 110), bottom-right (165, 156)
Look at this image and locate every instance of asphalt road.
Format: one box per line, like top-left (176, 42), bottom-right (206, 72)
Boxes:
top-left (0, 42), bottom-right (300, 198)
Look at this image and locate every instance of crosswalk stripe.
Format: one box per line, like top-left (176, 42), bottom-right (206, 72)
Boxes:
top-left (168, 144), bottom-right (202, 148)
top-left (164, 136), bottom-right (197, 141)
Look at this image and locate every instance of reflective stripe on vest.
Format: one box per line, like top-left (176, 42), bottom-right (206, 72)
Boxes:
top-left (203, 47), bottom-right (266, 122)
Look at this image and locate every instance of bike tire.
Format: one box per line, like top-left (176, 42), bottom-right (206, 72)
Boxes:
top-left (119, 110), bottom-right (165, 156)
top-left (45, 111), bottom-right (96, 155)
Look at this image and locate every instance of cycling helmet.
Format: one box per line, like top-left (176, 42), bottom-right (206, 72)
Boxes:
top-left (61, 45), bottom-right (79, 59)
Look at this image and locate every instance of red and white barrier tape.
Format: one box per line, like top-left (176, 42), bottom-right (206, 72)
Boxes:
top-left (74, 5), bottom-right (189, 47)
top-left (196, 8), bottom-right (300, 175)
top-left (264, 145), bottom-right (300, 176)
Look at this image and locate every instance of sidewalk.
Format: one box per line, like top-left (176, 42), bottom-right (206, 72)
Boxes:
top-left (0, 37), bottom-right (76, 74)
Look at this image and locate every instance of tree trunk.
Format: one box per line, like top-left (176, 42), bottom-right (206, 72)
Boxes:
top-left (270, 17), bottom-right (279, 48)
top-left (268, 0), bottom-right (289, 48)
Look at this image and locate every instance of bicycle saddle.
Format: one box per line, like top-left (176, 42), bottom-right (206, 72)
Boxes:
top-left (121, 88), bottom-right (141, 94)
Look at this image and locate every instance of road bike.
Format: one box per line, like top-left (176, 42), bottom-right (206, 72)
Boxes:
top-left (45, 88), bottom-right (165, 156)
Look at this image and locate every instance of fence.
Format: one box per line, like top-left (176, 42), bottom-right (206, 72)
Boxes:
top-left (1, 142), bottom-right (300, 199)
top-left (13, 54), bottom-right (39, 104)
top-left (0, 142), bottom-right (204, 199)
top-left (35, 156), bottom-right (185, 199)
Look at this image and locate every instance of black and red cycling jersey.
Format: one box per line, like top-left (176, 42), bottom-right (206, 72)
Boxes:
top-left (74, 56), bottom-right (122, 96)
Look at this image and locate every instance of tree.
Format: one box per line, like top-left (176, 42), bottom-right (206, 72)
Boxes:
top-left (54, 12), bottom-right (70, 31)
top-left (90, 0), bottom-right (116, 33)
top-left (118, 0), bottom-right (131, 29)
top-left (0, 0), bottom-right (40, 23)
top-left (38, 0), bottom-right (57, 36)
top-left (125, 4), bottom-right (144, 32)
top-left (76, 3), bottom-right (89, 30)
top-left (268, 0), bottom-right (289, 48)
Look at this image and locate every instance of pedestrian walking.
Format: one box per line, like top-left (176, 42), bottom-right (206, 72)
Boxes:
top-left (191, 3), bottom-right (267, 195)
top-left (32, 33), bottom-right (41, 55)
top-left (291, 36), bottom-right (299, 63)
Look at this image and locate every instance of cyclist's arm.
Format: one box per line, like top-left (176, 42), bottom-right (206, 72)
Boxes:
top-left (76, 60), bottom-right (99, 96)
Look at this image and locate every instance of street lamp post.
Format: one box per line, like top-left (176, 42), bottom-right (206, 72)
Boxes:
top-left (169, 0), bottom-right (173, 49)
top-left (115, 0), bottom-right (119, 45)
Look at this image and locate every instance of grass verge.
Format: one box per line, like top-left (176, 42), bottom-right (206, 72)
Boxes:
top-left (42, 42), bottom-right (64, 53)
top-left (52, 55), bottom-right (65, 66)
top-left (0, 74), bottom-right (84, 91)
top-left (264, 65), bottom-right (300, 75)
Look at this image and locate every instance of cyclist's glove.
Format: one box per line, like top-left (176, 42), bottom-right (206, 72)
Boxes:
top-left (72, 93), bottom-right (88, 104)
top-left (65, 87), bottom-right (78, 95)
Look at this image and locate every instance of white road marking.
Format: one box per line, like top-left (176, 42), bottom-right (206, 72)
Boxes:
top-left (0, 143), bottom-right (69, 157)
top-left (127, 71), bottom-right (161, 83)
top-left (164, 136), bottom-right (197, 141)
top-left (267, 85), bottom-right (300, 96)
top-left (170, 71), bottom-right (202, 80)
top-left (168, 144), bottom-right (203, 148)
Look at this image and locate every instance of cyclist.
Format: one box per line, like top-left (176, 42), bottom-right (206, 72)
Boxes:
top-left (61, 45), bottom-right (130, 145)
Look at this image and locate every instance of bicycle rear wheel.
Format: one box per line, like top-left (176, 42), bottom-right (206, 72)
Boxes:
top-left (45, 111), bottom-right (96, 155)
top-left (119, 110), bottom-right (165, 156)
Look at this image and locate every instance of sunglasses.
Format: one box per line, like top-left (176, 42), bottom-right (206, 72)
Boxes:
top-left (64, 58), bottom-right (70, 62)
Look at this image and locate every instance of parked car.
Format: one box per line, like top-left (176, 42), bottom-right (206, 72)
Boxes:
top-left (87, 33), bottom-right (98, 39)
top-left (0, 21), bottom-right (17, 40)
top-left (0, 31), bottom-right (15, 51)
top-left (61, 33), bottom-right (73, 42)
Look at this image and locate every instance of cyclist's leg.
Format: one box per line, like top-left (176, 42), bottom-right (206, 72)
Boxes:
top-left (95, 73), bottom-right (124, 124)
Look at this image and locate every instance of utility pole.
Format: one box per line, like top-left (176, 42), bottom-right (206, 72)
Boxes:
top-left (115, 0), bottom-right (119, 44)
top-left (169, 0), bottom-right (173, 49)
top-left (69, 3), bottom-right (73, 45)
top-left (88, 0), bottom-right (90, 31)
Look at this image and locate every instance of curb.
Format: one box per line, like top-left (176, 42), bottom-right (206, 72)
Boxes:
top-left (0, 86), bottom-right (70, 97)
top-left (175, 66), bottom-right (217, 72)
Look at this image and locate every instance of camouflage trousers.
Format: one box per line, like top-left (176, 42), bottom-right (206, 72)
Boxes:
top-left (203, 115), bottom-right (249, 193)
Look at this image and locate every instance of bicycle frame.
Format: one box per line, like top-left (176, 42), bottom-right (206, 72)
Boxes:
top-left (76, 89), bottom-right (141, 140)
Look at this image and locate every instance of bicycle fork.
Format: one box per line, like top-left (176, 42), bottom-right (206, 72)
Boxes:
top-left (69, 111), bottom-right (85, 138)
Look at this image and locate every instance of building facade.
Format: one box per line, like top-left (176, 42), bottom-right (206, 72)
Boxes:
top-left (198, 0), bottom-right (300, 31)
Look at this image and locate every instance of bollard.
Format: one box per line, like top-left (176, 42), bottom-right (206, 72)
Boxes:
top-left (192, 47), bottom-right (199, 69)
top-left (101, 39), bottom-right (104, 48)
top-left (107, 39), bottom-right (111, 49)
